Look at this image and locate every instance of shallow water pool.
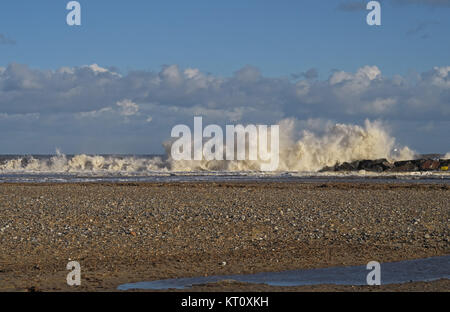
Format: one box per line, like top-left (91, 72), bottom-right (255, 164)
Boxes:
top-left (117, 255), bottom-right (450, 290)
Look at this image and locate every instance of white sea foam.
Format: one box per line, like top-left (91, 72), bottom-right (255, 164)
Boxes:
top-left (163, 119), bottom-right (415, 172)
top-left (0, 119), bottom-right (420, 174)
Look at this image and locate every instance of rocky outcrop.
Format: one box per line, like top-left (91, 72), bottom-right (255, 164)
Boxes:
top-left (419, 160), bottom-right (440, 171)
top-left (390, 160), bottom-right (419, 172)
top-left (320, 158), bottom-right (450, 173)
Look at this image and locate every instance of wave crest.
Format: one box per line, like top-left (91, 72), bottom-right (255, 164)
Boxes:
top-left (0, 119), bottom-right (416, 173)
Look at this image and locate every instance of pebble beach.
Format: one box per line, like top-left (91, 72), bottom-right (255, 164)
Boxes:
top-left (0, 182), bottom-right (448, 291)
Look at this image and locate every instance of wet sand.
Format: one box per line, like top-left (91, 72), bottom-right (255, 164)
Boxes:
top-left (0, 182), bottom-right (448, 292)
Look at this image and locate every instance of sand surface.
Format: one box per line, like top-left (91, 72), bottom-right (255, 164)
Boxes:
top-left (0, 182), bottom-right (448, 292)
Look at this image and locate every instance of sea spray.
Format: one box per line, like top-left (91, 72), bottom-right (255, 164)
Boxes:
top-left (0, 119), bottom-right (415, 174)
top-left (275, 119), bottom-right (415, 172)
top-left (164, 119), bottom-right (415, 172)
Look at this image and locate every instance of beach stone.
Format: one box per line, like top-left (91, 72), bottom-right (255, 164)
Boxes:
top-left (0, 182), bottom-right (448, 291)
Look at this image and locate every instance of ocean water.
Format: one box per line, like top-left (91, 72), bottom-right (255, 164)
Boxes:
top-left (3, 119), bottom-right (449, 183)
top-left (0, 154), bottom-right (449, 183)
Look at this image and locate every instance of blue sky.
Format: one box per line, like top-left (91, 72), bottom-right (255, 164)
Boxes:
top-left (0, 0), bottom-right (449, 155)
top-left (1, 0), bottom-right (449, 77)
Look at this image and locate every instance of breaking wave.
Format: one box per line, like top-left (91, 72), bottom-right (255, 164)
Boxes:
top-left (0, 119), bottom-right (416, 174)
top-left (0, 150), bottom-right (167, 174)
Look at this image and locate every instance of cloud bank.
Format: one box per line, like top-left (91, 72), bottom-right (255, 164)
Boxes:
top-left (0, 63), bottom-right (449, 154)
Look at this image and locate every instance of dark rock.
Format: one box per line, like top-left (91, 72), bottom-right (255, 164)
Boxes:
top-left (349, 160), bottom-right (360, 170)
top-left (334, 162), bottom-right (358, 171)
top-left (318, 165), bottom-right (336, 172)
top-left (21, 156), bottom-right (32, 168)
top-left (419, 160), bottom-right (440, 171)
top-left (358, 159), bottom-right (393, 172)
top-left (391, 161), bottom-right (419, 172)
top-left (411, 159), bottom-right (424, 167)
top-left (319, 158), bottom-right (448, 173)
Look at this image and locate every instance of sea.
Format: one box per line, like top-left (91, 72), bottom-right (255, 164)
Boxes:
top-left (0, 154), bottom-right (448, 184)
